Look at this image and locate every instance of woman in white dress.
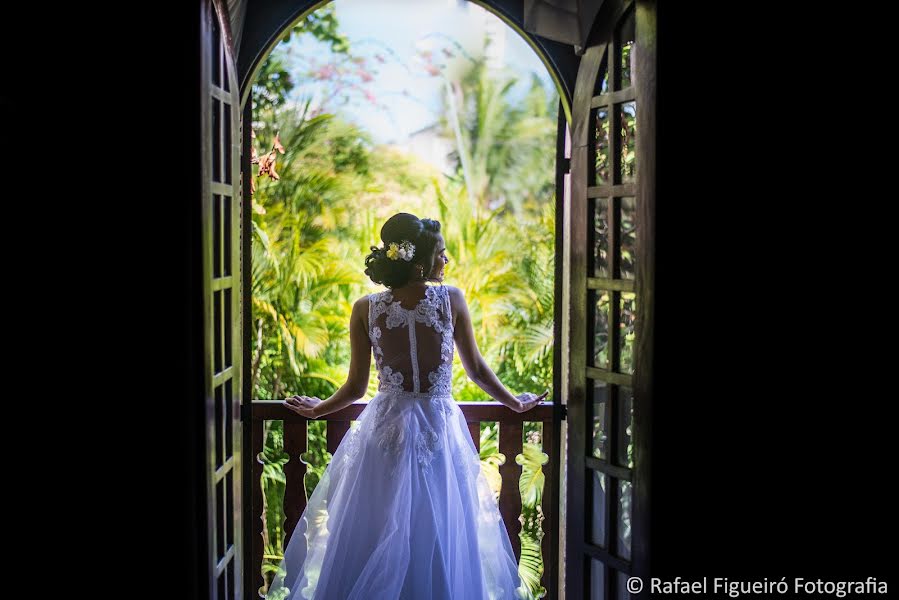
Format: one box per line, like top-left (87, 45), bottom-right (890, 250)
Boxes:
top-left (271, 212), bottom-right (548, 599)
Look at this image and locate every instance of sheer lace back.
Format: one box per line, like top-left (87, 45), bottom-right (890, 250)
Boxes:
top-left (368, 283), bottom-right (454, 396)
top-left (264, 283), bottom-right (524, 600)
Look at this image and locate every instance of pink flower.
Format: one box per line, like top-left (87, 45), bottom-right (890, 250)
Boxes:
top-left (314, 64), bottom-right (337, 80)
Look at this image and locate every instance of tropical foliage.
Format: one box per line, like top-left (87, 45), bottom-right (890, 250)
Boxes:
top-left (251, 11), bottom-right (559, 599)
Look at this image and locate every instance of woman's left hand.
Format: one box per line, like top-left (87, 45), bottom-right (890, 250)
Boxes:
top-left (283, 395), bottom-right (323, 419)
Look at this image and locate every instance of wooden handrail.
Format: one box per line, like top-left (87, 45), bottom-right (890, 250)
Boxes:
top-left (250, 399), bottom-right (553, 421)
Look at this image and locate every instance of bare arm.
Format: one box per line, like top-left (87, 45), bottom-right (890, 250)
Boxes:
top-left (450, 286), bottom-right (545, 411)
top-left (286, 296), bottom-right (371, 419)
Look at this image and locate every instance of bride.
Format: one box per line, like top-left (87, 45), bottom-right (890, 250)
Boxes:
top-left (270, 212), bottom-right (548, 599)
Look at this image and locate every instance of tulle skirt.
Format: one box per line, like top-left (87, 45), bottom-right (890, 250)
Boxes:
top-left (264, 389), bottom-right (524, 600)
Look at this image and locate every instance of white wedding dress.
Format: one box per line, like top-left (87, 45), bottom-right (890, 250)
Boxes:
top-left (265, 282), bottom-right (524, 600)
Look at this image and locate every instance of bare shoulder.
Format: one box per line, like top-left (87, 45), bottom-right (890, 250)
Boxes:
top-left (443, 285), bottom-right (465, 328)
top-left (444, 284), bottom-right (463, 302)
top-left (352, 294), bottom-right (372, 322)
top-left (444, 285), bottom-right (467, 310)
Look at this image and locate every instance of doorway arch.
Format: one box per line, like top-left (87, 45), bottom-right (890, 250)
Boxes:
top-left (236, 0), bottom-right (579, 124)
top-left (239, 5), bottom-right (574, 598)
top-left (198, 2), bottom-right (657, 598)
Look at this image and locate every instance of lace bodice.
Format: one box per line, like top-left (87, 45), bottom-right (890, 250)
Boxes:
top-left (368, 283), bottom-right (454, 396)
top-left (265, 281), bottom-right (520, 600)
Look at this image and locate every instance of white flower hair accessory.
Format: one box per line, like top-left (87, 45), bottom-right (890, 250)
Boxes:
top-left (385, 240), bottom-right (415, 262)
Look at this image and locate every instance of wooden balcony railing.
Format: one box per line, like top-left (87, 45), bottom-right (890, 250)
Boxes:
top-left (248, 399), bottom-right (558, 598)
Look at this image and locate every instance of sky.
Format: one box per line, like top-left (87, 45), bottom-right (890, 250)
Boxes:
top-left (278, 0), bottom-right (557, 145)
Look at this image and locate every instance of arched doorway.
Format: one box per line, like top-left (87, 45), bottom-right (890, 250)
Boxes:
top-left (198, 1), bottom-right (656, 598)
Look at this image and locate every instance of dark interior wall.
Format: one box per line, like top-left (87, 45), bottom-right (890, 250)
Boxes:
top-left (6, 2), bottom-right (210, 596)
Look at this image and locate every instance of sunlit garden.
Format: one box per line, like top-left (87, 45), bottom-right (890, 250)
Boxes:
top-left (251, 2), bottom-right (559, 597)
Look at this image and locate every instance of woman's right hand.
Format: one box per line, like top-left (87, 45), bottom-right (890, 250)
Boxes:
top-left (513, 390), bottom-right (549, 413)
